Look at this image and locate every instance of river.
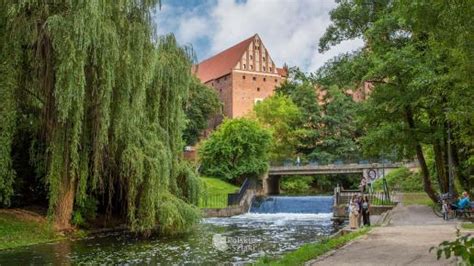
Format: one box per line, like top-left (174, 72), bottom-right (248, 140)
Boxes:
top-left (0, 196), bottom-right (339, 265)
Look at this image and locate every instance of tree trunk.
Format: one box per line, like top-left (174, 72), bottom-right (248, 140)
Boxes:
top-left (53, 177), bottom-right (75, 231)
top-left (451, 139), bottom-right (470, 191)
top-left (405, 107), bottom-right (438, 202)
top-left (433, 141), bottom-right (449, 193)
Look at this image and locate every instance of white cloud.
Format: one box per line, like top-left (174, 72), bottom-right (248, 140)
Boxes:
top-left (155, 0), bottom-right (364, 72)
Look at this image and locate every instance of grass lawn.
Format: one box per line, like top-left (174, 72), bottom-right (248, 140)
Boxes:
top-left (402, 192), bottom-right (433, 206)
top-left (199, 177), bottom-right (239, 208)
top-left (255, 227), bottom-right (371, 265)
top-left (0, 210), bottom-right (62, 250)
top-left (461, 223), bottom-right (474, 230)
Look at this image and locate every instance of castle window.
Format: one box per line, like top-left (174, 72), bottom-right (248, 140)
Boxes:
top-left (263, 77), bottom-right (266, 82)
top-left (242, 75), bottom-right (246, 79)
top-left (269, 67), bottom-right (272, 72)
top-left (274, 79), bottom-right (277, 82)
top-left (263, 66), bottom-right (266, 71)
top-left (250, 55), bottom-right (253, 60)
top-left (253, 76), bottom-right (256, 81)
top-left (243, 64), bottom-right (246, 69)
top-left (250, 65), bottom-right (253, 70)
top-left (263, 56), bottom-right (266, 61)
top-left (257, 87), bottom-right (260, 92)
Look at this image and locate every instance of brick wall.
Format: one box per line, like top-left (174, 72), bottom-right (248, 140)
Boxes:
top-left (231, 70), bottom-right (284, 117)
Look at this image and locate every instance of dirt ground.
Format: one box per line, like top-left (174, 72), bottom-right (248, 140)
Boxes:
top-left (309, 205), bottom-right (459, 265)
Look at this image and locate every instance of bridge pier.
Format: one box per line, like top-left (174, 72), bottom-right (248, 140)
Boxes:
top-left (262, 173), bottom-right (281, 195)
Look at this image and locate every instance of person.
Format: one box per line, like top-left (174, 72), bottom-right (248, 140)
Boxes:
top-left (296, 156), bottom-right (301, 166)
top-left (359, 177), bottom-right (367, 193)
top-left (361, 196), bottom-right (371, 226)
top-left (451, 191), bottom-right (470, 210)
top-left (349, 195), bottom-right (360, 229)
top-left (357, 195), bottom-right (363, 226)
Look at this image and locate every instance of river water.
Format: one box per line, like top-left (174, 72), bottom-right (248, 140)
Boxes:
top-left (0, 196), bottom-right (338, 265)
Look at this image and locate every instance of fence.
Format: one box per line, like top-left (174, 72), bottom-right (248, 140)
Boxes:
top-left (336, 190), bottom-right (396, 206)
top-left (199, 178), bottom-right (255, 209)
top-left (199, 194), bottom-right (232, 209)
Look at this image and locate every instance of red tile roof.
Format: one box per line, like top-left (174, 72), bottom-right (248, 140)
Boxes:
top-left (276, 67), bottom-right (287, 77)
top-left (195, 35), bottom-right (256, 83)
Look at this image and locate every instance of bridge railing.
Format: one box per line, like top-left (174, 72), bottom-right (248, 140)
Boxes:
top-left (269, 158), bottom-right (404, 167)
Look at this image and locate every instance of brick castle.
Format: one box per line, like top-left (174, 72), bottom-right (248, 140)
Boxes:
top-left (195, 34), bottom-right (287, 120)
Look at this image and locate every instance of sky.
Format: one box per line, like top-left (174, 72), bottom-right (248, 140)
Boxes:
top-left (153, 0), bottom-right (364, 73)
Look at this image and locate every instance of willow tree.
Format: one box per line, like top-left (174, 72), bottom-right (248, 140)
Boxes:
top-left (0, 1), bottom-right (200, 234)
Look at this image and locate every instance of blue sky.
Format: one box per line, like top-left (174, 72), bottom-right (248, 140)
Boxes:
top-left (153, 0), bottom-right (363, 72)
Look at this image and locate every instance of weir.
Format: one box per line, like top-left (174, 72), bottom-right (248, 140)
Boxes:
top-left (249, 196), bottom-right (333, 214)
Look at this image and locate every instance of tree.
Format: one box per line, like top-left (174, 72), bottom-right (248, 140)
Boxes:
top-left (316, 85), bottom-right (361, 162)
top-left (320, 0), bottom-right (474, 201)
top-left (199, 118), bottom-right (272, 182)
top-left (0, 1), bottom-right (200, 234)
top-left (253, 95), bottom-right (300, 161)
top-left (183, 77), bottom-right (221, 146)
top-left (276, 72), bottom-right (322, 156)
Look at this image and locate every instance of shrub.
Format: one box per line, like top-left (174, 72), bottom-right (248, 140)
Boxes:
top-left (281, 176), bottom-right (313, 194)
top-left (372, 167), bottom-right (423, 192)
top-left (199, 118), bottom-right (272, 182)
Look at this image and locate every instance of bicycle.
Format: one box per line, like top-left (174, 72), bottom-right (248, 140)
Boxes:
top-left (433, 193), bottom-right (455, 219)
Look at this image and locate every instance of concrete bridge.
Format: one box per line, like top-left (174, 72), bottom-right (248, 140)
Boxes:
top-left (262, 161), bottom-right (419, 195)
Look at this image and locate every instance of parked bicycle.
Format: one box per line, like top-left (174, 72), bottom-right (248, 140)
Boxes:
top-left (432, 192), bottom-right (454, 219)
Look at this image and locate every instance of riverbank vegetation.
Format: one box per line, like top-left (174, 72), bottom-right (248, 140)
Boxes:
top-left (0, 210), bottom-right (61, 250)
top-left (256, 227), bottom-right (371, 265)
top-left (0, 1), bottom-right (203, 235)
top-left (199, 177), bottom-right (239, 208)
top-left (281, 174), bottom-right (361, 195)
top-left (319, 0), bottom-right (473, 201)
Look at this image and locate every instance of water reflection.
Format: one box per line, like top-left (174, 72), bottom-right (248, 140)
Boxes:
top-left (0, 196), bottom-right (338, 265)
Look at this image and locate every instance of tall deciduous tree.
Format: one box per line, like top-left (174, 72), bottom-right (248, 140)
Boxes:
top-left (253, 95), bottom-right (301, 161)
top-left (320, 0), bottom-right (474, 201)
top-left (0, 1), bottom-right (200, 234)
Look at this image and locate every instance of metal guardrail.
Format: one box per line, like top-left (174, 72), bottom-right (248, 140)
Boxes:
top-left (270, 159), bottom-right (414, 167)
top-left (336, 191), bottom-right (395, 206)
top-left (228, 178), bottom-right (251, 206)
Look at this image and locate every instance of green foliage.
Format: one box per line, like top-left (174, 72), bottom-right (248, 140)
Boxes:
top-left (280, 176), bottom-right (313, 194)
top-left (256, 227), bottom-right (371, 265)
top-left (72, 195), bottom-right (98, 227)
top-left (276, 69), bottom-right (361, 163)
top-left (1, 1), bottom-right (202, 234)
top-left (320, 0), bottom-right (474, 200)
top-left (183, 77), bottom-right (221, 146)
top-left (254, 95), bottom-right (301, 161)
top-left (199, 118), bottom-right (272, 182)
top-left (431, 234), bottom-right (474, 264)
top-left (372, 168), bottom-right (423, 192)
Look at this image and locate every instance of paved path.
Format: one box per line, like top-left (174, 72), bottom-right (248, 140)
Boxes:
top-left (309, 205), bottom-right (459, 265)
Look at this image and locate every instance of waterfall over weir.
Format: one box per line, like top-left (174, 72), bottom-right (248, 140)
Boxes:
top-left (249, 196), bottom-right (333, 214)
